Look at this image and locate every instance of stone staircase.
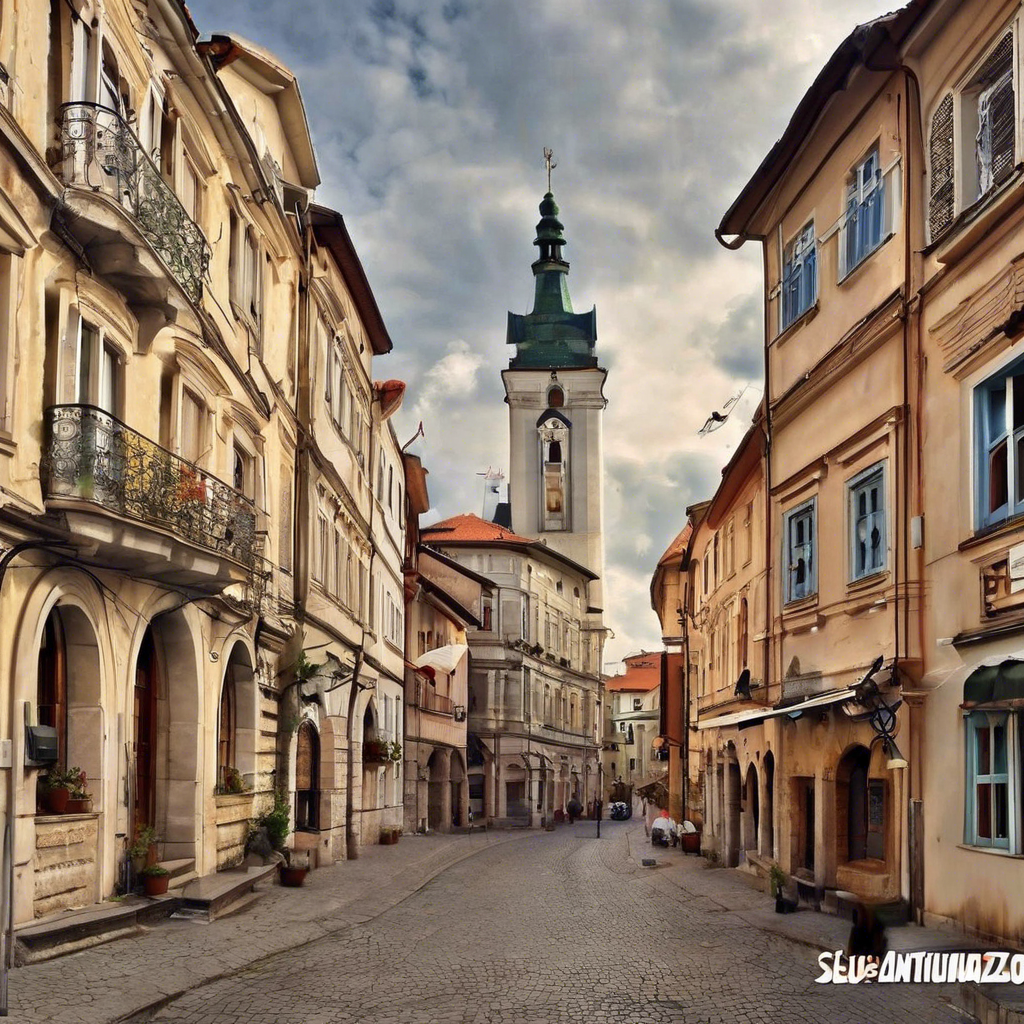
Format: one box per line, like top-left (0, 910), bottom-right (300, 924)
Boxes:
top-left (14, 859), bottom-right (278, 962)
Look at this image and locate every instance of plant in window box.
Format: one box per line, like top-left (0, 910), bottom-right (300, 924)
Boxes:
top-left (139, 864), bottom-right (170, 897)
top-left (66, 768), bottom-right (93, 813)
top-left (363, 739), bottom-right (389, 764)
top-left (40, 765), bottom-right (82, 814)
top-left (217, 765), bottom-right (247, 795)
top-left (389, 740), bottom-right (402, 763)
top-left (128, 824), bottom-right (160, 873)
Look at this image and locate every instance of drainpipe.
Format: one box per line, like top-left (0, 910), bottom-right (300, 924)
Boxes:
top-left (0, 540), bottom-right (74, 1016)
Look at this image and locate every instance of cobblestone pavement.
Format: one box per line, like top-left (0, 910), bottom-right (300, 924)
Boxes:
top-left (130, 821), bottom-right (961, 1024)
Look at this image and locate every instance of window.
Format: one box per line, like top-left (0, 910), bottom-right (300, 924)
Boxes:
top-left (180, 389), bottom-right (204, 465)
top-left (965, 711), bottom-right (1013, 849)
top-left (181, 156), bottom-right (201, 224)
top-left (843, 149), bottom-right (885, 275)
top-left (218, 668), bottom-right (236, 785)
top-left (632, 697), bottom-right (642, 711)
top-left (67, 313), bottom-right (122, 416)
top-left (849, 463), bottom-right (886, 580)
top-left (929, 31), bottom-right (1016, 241)
top-left (975, 358), bottom-right (1024, 529)
top-left (784, 498), bottom-right (816, 603)
top-left (743, 501), bottom-right (754, 566)
top-left (314, 513), bottom-right (328, 583)
top-left (619, 721), bottom-right (628, 734)
top-left (232, 442), bottom-right (254, 500)
top-left (548, 386), bottom-right (564, 408)
top-left (279, 467), bottom-right (293, 573)
top-left (481, 593), bottom-right (493, 631)
top-left (781, 222), bottom-right (816, 330)
top-left (629, 758), bottom-right (637, 772)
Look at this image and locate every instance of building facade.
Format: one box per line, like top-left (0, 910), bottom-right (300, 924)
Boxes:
top-left (421, 515), bottom-right (603, 826)
top-left (603, 653), bottom-right (664, 789)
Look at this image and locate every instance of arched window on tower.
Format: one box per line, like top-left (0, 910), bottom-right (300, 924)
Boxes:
top-left (548, 386), bottom-right (564, 408)
top-left (539, 418), bottom-right (569, 531)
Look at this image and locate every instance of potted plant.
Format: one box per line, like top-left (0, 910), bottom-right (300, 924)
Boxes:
top-left (389, 741), bottom-right (402, 763)
top-left (139, 864), bottom-right (170, 896)
top-left (40, 765), bottom-right (80, 814)
top-left (128, 825), bottom-right (159, 872)
top-left (218, 765), bottom-right (246, 795)
top-left (279, 849), bottom-right (309, 887)
top-left (66, 769), bottom-right (93, 813)
top-left (363, 739), bottom-right (389, 764)
top-left (254, 789), bottom-right (291, 853)
top-left (770, 863), bottom-right (797, 913)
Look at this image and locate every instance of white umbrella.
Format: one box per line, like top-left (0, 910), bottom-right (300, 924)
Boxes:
top-left (414, 644), bottom-right (469, 677)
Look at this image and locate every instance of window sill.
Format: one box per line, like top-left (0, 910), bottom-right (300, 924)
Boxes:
top-left (0, 431), bottom-right (14, 456)
top-left (956, 842), bottom-right (1019, 859)
top-left (773, 302), bottom-right (819, 347)
top-left (929, 167), bottom-right (1024, 268)
top-left (846, 569), bottom-right (889, 594)
top-left (837, 232), bottom-right (894, 287)
top-left (782, 593), bottom-right (819, 612)
top-left (958, 515), bottom-right (1024, 553)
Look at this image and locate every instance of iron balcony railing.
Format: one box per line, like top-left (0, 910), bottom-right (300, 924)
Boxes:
top-left (416, 686), bottom-right (455, 716)
top-left (45, 404), bottom-right (257, 569)
top-left (60, 102), bottom-right (210, 304)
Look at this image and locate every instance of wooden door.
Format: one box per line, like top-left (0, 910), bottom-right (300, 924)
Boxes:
top-left (295, 721), bottom-right (319, 831)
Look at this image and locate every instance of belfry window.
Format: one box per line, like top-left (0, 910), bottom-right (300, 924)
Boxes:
top-left (539, 417), bottom-right (570, 531)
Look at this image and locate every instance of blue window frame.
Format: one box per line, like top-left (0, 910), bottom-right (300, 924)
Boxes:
top-left (964, 711), bottom-right (1012, 849)
top-left (974, 356), bottom-right (1024, 529)
top-left (781, 223), bottom-right (816, 331)
top-left (783, 498), bottom-right (816, 603)
top-left (844, 149), bottom-right (885, 274)
top-left (848, 462), bottom-right (886, 581)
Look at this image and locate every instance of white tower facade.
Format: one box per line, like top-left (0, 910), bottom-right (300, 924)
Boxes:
top-left (501, 189), bottom-right (608, 614)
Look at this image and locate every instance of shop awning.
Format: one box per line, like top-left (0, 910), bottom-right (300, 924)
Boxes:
top-left (695, 687), bottom-right (857, 731)
top-left (414, 644), bottom-right (469, 676)
top-left (963, 658), bottom-right (1024, 705)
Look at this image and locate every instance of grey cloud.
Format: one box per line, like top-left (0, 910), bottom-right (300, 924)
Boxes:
top-left (186, 0), bottom-right (890, 662)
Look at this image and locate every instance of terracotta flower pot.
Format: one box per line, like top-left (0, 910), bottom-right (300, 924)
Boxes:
top-left (45, 787), bottom-right (70, 814)
top-left (680, 831), bottom-right (701, 855)
top-left (66, 797), bottom-right (92, 814)
top-left (142, 874), bottom-right (169, 896)
top-left (279, 865), bottom-right (308, 887)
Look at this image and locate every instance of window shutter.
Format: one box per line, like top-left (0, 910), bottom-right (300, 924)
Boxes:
top-left (984, 35), bottom-right (1016, 188)
top-left (929, 92), bottom-right (955, 239)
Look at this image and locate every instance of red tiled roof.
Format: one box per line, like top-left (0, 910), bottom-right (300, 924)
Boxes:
top-left (657, 524), bottom-right (691, 568)
top-left (421, 513), bottom-right (534, 545)
top-left (606, 653), bottom-right (662, 693)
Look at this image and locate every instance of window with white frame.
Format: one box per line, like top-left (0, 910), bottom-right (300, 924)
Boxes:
top-left (843, 148), bottom-right (885, 275)
top-left (848, 462), bottom-right (886, 581)
top-left (781, 222), bottom-right (816, 330)
top-left (974, 356), bottom-right (1024, 529)
top-left (783, 498), bottom-right (816, 603)
top-left (929, 29), bottom-right (1016, 241)
top-left (61, 309), bottom-right (123, 417)
top-left (632, 697), bottom-right (642, 711)
top-left (314, 513), bottom-right (328, 584)
top-left (965, 711), bottom-right (1014, 849)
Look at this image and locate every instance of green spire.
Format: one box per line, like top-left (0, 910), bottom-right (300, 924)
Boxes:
top-left (507, 188), bottom-right (597, 369)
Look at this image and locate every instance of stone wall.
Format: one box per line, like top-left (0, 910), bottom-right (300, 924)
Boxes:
top-left (33, 814), bottom-right (99, 918)
top-left (215, 794), bottom-right (255, 869)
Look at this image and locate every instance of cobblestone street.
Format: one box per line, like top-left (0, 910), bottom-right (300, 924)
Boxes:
top-left (121, 821), bottom-right (961, 1024)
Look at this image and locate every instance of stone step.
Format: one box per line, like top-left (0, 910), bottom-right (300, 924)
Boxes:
top-left (156, 858), bottom-right (196, 880)
top-left (179, 863), bottom-right (278, 921)
top-left (14, 894), bottom-right (178, 965)
top-left (167, 870), bottom-right (199, 891)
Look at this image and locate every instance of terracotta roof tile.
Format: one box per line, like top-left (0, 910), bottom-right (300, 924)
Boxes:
top-left (421, 513), bottom-right (534, 545)
top-left (657, 524), bottom-right (691, 568)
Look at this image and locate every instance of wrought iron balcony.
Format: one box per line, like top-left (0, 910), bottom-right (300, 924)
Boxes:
top-left (45, 404), bottom-right (256, 569)
top-left (59, 102), bottom-right (210, 304)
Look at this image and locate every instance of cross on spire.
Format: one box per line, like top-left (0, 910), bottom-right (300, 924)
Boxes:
top-left (544, 147), bottom-right (556, 193)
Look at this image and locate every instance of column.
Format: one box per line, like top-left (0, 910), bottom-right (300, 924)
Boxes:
top-left (814, 768), bottom-right (837, 890)
top-left (437, 749), bottom-right (452, 834)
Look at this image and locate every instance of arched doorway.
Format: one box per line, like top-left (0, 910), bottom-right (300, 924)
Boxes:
top-left (134, 628), bottom-right (158, 832)
top-left (837, 745), bottom-right (872, 863)
top-left (741, 763), bottom-right (759, 855)
top-left (450, 749), bottom-right (467, 828)
top-left (762, 751), bottom-right (775, 859)
top-left (295, 720), bottom-right (320, 831)
top-left (219, 642), bottom-right (257, 791)
top-left (725, 756), bottom-right (741, 867)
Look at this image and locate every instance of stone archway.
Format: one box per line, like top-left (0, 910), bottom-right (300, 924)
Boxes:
top-left (450, 749), bottom-right (469, 828)
top-left (142, 608), bottom-right (201, 864)
top-left (427, 747), bottom-right (451, 832)
top-left (724, 747), bottom-right (741, 868)
top-left (761, 751), bottom-right (775, 860)
top-left (219, 641), bottom-right (257, 790)
top-left (295, 720), bottom-right (320, 831)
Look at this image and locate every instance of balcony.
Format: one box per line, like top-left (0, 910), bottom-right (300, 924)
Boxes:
top-left (416, 688), bottom-right (455, 716)
top-left (58, 103), bottom-right (210, 312)
top-left (44, 405), bottom-right (257, 592)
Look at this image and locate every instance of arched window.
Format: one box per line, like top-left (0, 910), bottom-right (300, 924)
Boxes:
top-left (218, 665), bottom-right (237, 786)
top-left (548, 386), bottom-right (564, 408)
top-left (295, 720), bottom-right (320, 831)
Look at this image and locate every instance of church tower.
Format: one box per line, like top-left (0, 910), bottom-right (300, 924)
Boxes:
top-left (502, 172), bottom-right (607, 613)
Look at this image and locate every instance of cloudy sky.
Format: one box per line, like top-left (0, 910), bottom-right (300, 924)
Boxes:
top-left (190, 0), bottom-right (893, 670)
